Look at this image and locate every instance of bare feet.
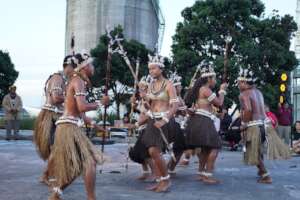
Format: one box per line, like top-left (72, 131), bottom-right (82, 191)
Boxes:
top-left (39, 174), bottom-right (50, 186)
top-left (196, 174), bottom-right (206, 181)
top-left (155, 180), bottom-right (171, 193)
top-left (48, 193), bottom-right (61, 200)
top-left (179, 159), bottom-right (189, 166)
top-left (146, 183), bottom-right (159, 191)
top-left (202, 176), bottom-right (221, 185)
top-left (145, 174), bottom-right (158, 182)
top-left (257, 176), bottom-right (272, 184)
top-left (257, 170), bottom-right (265, 178)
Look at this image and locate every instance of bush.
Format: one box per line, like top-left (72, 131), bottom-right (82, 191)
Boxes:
top-left (20, 117), bottom-right (36, 130)
top-left (0, 117), bottom-right (36, 130)
top-left (97, 112), bottom-right (119, 126)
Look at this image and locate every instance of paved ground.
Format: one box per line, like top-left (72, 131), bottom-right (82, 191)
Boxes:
top-left (0, 138), bottom-right (300, 200)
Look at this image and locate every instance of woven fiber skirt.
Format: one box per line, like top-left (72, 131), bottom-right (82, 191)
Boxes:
top-left (49, 123), bottom-right (103, 186)
top-left (265, 125), bottom-right (291, 160)
top-left (33, 109), bottom-right (61, 161)
top-left (243, 125), bottom-right (265, 165)
top-left (129, 128), bottom-right (150, 164)
top-left (185, 114), bottom-right (222, 149)
top-left (141, 118), bottom-right (177, 152)
top-left (173, 122), bottom-right (187, 155)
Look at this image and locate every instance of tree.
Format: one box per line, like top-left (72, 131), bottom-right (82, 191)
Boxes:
top-left (0, 50), bottom-right (18, 106)
top-left (172, 0), bottom-right (297, 109)
top-left (90, 26), bottom-right (151, 119)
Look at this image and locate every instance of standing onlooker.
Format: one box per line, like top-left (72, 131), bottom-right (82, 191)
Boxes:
top-left (277, 102), bottom-right (292, 145)
top-left (219, 108), bottom-right (232, 137)
top-left (292, 121), bottom-right (300, 154)
top-left (265, 104), bottom-right (278, 128)
top-left (225, 116), bottom-right (241, 151)
top-left (2, 85), bottom-right (23, 140)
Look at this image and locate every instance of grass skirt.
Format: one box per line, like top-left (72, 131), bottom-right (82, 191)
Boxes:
top-left (50, 123), bottom-right (103, 186)
top-left (265, 125), bottom-right (290, 160)
top-left (244, 125), bottom-right (290, 166)
top-left (33, 109), bottom-right (61, 161)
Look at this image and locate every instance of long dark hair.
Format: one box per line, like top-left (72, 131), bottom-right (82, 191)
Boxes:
top-left (184, 77), bottom-right (209, 107)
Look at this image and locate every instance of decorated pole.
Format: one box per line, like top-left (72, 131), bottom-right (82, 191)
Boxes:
top-left (115, 38), bottom-right (141, 171)
top-left (188, 64), bottom-right (201, 89)
top-left (223, 35), bottom-right (232, 83)
top-left (99, 29), bottom-right (119, 173)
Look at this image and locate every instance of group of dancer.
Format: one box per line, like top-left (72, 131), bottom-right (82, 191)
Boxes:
top-left (33, 52), bottom-right (291, 199)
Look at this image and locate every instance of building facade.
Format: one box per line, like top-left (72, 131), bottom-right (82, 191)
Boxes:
top-left (291, 0), bottom-right (300, 121)
top-left (65, 0), bottom-right (165, 55)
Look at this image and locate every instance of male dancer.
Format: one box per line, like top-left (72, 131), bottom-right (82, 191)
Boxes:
top-left (238, 68), bottom-right (290, 184)
top-left (48, 52), bottom-right (109, 200)
top-left (34, 55), bottom-right (76, 185)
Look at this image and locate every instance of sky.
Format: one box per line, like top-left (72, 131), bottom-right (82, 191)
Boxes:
top-left (0, 0), bottom-right (297, 108)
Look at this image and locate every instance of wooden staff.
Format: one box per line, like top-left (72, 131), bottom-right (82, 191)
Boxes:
top-left (188, 65), bottom-right (201, 88)
top-left (223, 35), bottom-right (232, 83)
top-left (99, 30), bottom-right (119, 173)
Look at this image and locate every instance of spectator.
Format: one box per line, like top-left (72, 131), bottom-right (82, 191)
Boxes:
top-left (292, 121), bottom-right (300, 154)
top-left (225, 116), bottom-right (241, 151)
top-left (265, 104), bottom-right (278, 128)
top-left (2, 85), bottom-right (23, 140)
top-left (277, 102), bottom-right (292, 145)
top-left (219, 108), bottom-right (232, 137)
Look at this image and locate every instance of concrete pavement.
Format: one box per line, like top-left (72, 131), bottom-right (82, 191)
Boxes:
top-left (0, 140), bottom-right (300, 200)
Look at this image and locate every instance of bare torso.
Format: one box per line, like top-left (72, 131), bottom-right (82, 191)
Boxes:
top-left (63, 75), bottom-right (85, 118)
top-left (240, 87), bottom-right (266, 122)
top-left (45, 73), bottom-right (65, 108)
top-left (148, 79), bottom-right (172, 113)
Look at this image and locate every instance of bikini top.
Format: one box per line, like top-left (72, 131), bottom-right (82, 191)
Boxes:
top-left (147, 80), bottom-right (169, 102)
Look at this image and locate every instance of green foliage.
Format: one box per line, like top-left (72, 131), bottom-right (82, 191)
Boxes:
top-left (20, 117), bottom-right (36, 130)
top-left (0, 50), bottom-right (18, 106)
top-left (0, 117), bottom-right (36, 130)
top-left (172, 0), bottom-right (298, 107)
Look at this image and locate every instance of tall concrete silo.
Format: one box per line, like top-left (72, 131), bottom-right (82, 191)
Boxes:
top-left (65, 0), bottom-right (165, 55)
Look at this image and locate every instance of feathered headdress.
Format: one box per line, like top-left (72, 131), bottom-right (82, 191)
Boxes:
top-left (139, 75), bottom-right (153, 86)
top-left (148, 53), bottom-right (165, 68)
top-left (199, 60), bottom-right (216, 78)
top-left (63, 55), bottom-right (78, 67)
top-left (237, 67), bottom-right (257, 83)
top-left (169, 72), bottom-right (182, 86)
top-left (74, 51), bottom-right (94, 72)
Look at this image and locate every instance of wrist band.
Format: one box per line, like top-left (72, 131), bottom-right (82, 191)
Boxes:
top-left (218, 90), bottom-right (227, 95)
top-left (162, 117), bottom-right (169, 123)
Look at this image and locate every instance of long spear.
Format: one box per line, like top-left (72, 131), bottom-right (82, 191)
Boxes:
top-left (99, 29), bottom-right (118, 173)
top-left (115, 39), bottom-right (141, 171)
top-left (223, 35), bottom-right (232, 83)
